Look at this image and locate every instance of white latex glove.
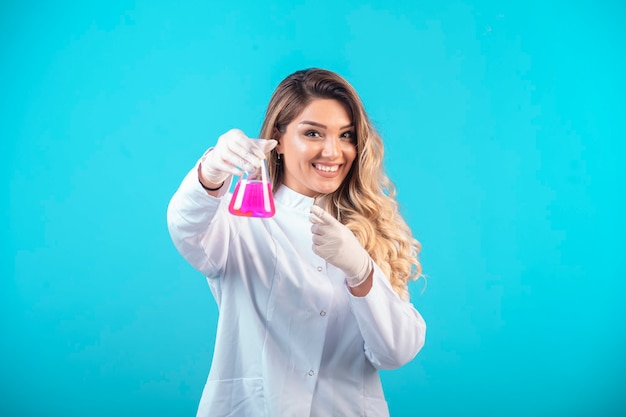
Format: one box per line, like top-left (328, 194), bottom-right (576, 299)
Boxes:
top-left (200, 129), bottom-right (277, 185)
top-left (310, 205), bottom-right (373, 287)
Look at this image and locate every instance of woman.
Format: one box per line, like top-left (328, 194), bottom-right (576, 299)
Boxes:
top-left (167, 68), bottom-right (426, 417)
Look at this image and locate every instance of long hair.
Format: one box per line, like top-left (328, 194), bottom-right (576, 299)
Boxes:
top-left (259, 68), bottom-right (422, 300)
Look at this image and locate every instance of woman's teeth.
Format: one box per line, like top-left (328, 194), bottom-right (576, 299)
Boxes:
top-left (314, 164), bottom-right (339, 172)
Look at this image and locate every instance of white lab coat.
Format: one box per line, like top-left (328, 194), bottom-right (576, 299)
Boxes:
top-left (167, 164), bottom-right (426, 417)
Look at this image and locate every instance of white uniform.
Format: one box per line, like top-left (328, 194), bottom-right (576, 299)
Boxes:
top-left (167, 164), bottom-right (426, 417)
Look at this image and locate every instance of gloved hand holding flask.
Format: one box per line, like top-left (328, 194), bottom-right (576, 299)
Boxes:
top-left (199, 128), bottom-right (276, 190)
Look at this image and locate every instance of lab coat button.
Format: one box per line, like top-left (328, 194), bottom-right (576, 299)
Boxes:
top-left (308, 370), bottom-right (315, 376)
top-left (320, 310), bottom-right (326, 317)
top-left (317, 266), bottom-right (323, 272)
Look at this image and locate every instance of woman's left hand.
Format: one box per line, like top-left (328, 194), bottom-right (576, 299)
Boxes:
top-left (309, 205), bottom-right (372, 287)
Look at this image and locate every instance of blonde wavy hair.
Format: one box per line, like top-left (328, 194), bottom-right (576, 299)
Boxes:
top-left (259, 68), bottom-right (422, 300)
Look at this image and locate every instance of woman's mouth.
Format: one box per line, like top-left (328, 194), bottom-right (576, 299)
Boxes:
top-left (313, 163), bottom-right (340, 173)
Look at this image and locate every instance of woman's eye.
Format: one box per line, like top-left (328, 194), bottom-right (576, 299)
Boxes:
top-left (341, 131), bottom-right (355, 141)
top-left (304, 130), bottom-right (321, 138)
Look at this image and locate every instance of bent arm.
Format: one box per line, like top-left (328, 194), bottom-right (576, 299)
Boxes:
top-left (348, 263), bottom-right (426, 370)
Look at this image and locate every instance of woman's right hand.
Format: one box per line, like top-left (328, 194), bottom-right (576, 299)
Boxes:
top-left (199, 129), bottom-right (272, 187)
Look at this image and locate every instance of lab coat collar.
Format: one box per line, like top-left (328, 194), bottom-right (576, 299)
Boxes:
top-left (274, 185), bottom-right (316, 211)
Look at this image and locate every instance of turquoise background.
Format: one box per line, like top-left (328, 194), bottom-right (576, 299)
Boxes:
top-left (3, 1), bottom-right (625, 416)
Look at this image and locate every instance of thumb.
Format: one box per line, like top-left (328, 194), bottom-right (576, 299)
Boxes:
top-left (257, 139), bottom-right (278, 154)
top-left (265, 139), bottom-right (278, 152)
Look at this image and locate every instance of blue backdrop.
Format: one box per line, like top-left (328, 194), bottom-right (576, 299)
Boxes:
top-left (3, 1), bottom-right (625, 416)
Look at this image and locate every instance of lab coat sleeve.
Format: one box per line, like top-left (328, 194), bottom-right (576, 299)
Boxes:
top-left (348, 262), bottom-right (426, 370)
top-left (166, 161), bottom-right (232, 277)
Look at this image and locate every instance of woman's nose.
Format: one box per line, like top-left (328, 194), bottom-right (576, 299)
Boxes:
top-left (321, 137), bottom-right (340, 158)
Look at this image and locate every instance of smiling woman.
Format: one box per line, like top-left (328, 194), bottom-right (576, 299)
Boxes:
top-left (167, 68), bottom-right (426, 416)
top-left (275, 98), bottom-right (357, 196)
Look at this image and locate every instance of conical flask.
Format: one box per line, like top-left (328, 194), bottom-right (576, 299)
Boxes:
top-left (228, 139), bottom-right (276, 218)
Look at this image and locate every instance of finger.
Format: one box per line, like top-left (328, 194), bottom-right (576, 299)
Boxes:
top-left (211, 157), bottom-right (243, 177)
top-left (202, 149), bottom-right (240, 177)
top-left (219, 131), bottom-right (263, 168)
top-left (216, 129), bottom-right (246, 151)
top-left (310, 205), bottom-right (327, 221)
top-left (310, 223), bottom-right (326, 237)
top-left (309, 217), bottom-right (333, 237)
top-left (311, 234), bottom-right (324, 245)
top-left (309, 212), bottom-right (324, 225)
top-left (310, 205), bottom-right (339, 227)
top-left (225, 141), bottom-right (261, 171)
top-left (249, 146), bottom-right (266, 161)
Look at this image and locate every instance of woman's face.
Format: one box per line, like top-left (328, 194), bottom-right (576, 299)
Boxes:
top-left (276, 98), bottom-right (357, 197)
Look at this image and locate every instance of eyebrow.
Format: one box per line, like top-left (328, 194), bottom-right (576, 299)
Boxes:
top-left (299, 120), bottom-right (354, 130)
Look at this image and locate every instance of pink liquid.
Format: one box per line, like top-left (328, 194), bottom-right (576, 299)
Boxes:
top-left (228, 181), bottom-right (276, 218)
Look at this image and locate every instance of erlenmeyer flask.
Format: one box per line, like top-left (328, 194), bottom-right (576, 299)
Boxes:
top-left (228, 139), bottom-right (276, 218)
